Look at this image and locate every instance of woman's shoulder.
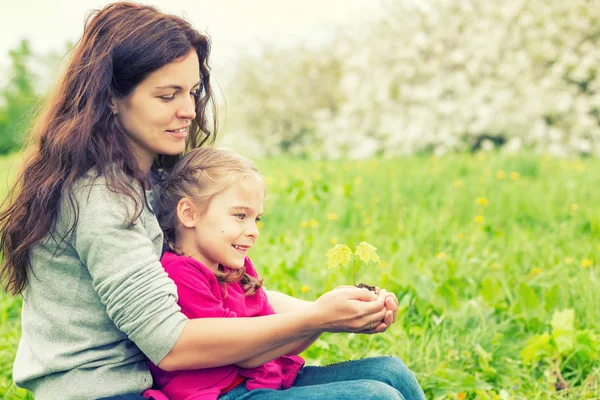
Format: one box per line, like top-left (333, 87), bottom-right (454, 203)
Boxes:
top-left (68, 169), bottom-right (145, 212)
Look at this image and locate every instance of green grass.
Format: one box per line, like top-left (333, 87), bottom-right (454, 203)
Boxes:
top-left (1, 152), bottom-right (599, 399)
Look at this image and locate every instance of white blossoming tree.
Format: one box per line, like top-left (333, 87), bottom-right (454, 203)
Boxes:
top-left (221, 0), bottom-right (600, 158)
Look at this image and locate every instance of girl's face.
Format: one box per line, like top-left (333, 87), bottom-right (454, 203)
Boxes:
top-left (112, 48), bottom-right (201, 173)
top-left (186, 175), bottom-right (265, 272)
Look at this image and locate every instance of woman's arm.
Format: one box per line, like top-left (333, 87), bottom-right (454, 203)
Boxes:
top-left (232, 289), bottom-right (392, 369)
top-left (233, 290), bottom-right (323, 369)
top-left (263, 289), bottom-right (324, 353)
top-left (159, 287), bottom-right (387, 371)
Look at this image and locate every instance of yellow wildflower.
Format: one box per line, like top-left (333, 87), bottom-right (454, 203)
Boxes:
top-left (436, 252), bottom-right (447, 260)
top-left (458, 232), bottom-right (465, 239)
top-left (300, 220), bottom-right (308, 228)
top-left (457, 393), bottom-right (467, 400)
top-left (510, 171), bottom-right (520, 180)
top-left (531, 267), bottom-right (542, 275)
top-left (301, 285), bottom-right (310, 293)
top-left (496, 170), bottom-right (506, 180)
top-left (329, 237), bottom-right (338, 245)
top-left (256, 221), bottom-right (264, 229)
top-left (476, 197), bottom-right (489, 207)
top-left (571, 203), bottom-right (578, 212)
top-left (308, 219), bottom-right (319, 228)
top-left (564, 257), bottom-right (573, 265)
top-left (364, 217), bottom-right (371, 225)
top-left (327, 212), bottom-right (339, 221)
top-left (581, 259), bottom-right (593, 268)
top-left (474, 215), bottom-right (485, 224)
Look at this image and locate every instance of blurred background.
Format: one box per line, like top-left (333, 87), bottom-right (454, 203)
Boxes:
top-left (1, 0), bottom-right (599, 158)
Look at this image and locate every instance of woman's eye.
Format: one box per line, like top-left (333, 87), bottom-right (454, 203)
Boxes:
top-left (255, 217), bottom-right (262, 222)
top-left (234, 213), bottom-right (245, 220)
top-left (159, 94), bottom-right (175, 101)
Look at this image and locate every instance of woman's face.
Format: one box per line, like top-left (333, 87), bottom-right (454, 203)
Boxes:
top-left (112, 48), bottom-right (201, 173)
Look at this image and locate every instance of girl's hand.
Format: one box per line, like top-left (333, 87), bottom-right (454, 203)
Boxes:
top-left (331, 286), bottom-right (398, 334)
top-left (310, 287), bottom-right (386, 333)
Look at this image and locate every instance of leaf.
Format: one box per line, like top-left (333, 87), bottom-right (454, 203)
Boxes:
top-left (480, 277), bottom-right (505, 308)
top-left (551, 309), bottom-right (575, 354)
top-left (511, 282), bottom-right (545, 325)
top-left (544, 284), bottom-right (559, 313)
top-left (518, 282), bottom-right (540, 312)
top-left (325, 244), bottom-right (353, 269)
top-left (354, 241), bottom-right (380, 265)
top-left (520, 333), bottom-right (554, 364)
top-left (551, 309), bottom-right (574, 332)
top-left (574, 330), bottom-right (600, 361)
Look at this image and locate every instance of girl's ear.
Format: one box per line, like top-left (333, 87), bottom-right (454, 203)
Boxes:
top-left (176, 197), bottom-right (198, 228)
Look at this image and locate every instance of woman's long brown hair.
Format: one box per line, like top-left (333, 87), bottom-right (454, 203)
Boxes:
top-left (0, 2), bottom-right (217, 295)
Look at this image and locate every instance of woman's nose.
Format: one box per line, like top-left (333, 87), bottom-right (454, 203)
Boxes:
top-left (176, 96), bottom-right (196, 120)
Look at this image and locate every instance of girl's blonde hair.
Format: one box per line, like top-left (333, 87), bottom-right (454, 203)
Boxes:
top-left (158, 147), bottom-right (264, 295)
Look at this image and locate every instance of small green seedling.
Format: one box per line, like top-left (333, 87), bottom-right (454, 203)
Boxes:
top-left (325, 241), bottom-right (381, 289)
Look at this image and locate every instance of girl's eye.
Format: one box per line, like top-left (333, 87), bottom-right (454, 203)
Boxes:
top-left (159, 94), bottom-right (175, 101)
top-left (234, 213), bottom-right (245, 220)
top-left (255, 217), bottom-right (262, 222)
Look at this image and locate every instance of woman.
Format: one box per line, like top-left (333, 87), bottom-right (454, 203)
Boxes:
top-left (0, 3), bottom-right (421, 399)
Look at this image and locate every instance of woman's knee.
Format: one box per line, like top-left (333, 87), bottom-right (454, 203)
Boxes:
top-left (370, 356), bottom-right (425, 400)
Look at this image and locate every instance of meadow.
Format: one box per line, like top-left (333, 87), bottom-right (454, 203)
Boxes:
top-left (0, 152), bottom-right (598, 399)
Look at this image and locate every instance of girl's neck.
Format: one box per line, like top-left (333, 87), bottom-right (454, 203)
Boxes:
top-left (176, 239), bottom-right (219, 273)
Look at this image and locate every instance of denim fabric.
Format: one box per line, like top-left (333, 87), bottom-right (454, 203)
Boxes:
top-left (218, 356), bottom-right (426, 400)
top-left (97, 394), bottom-right (147, 400)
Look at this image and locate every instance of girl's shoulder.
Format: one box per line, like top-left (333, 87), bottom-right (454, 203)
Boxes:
top-left (161, 251), bottom-right (219, 285)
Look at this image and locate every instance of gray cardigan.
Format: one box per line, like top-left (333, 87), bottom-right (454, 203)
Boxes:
top-left (12, 174), bottom-right (187, 399)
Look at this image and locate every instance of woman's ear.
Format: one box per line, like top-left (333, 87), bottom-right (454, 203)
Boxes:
top-left (108, 89), bottom-right (119, 115)
top-left (176, 198), bottom-right (198, 228)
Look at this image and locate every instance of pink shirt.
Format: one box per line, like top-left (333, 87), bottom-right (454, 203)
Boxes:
top-left (146, 251), bottom-right (304, 400)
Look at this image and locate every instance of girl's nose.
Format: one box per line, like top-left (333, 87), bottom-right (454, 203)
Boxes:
top-left (246, 222), bottom-right (260, 238)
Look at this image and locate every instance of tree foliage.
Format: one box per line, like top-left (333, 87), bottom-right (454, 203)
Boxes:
top-left (222, 0), bottom-right (600, 158)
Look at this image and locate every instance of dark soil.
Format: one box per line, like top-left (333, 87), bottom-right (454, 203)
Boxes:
top-left (356, 283), bottom-right (378, 293)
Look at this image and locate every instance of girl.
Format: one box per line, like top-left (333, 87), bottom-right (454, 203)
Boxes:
top-left (144, 147), bottom-right (426, 400)
top-left (0, 3), bottom-right (402, 399)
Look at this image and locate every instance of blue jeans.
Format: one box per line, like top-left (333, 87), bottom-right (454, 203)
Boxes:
top-left (219, 356), bottom-right (426, 400)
